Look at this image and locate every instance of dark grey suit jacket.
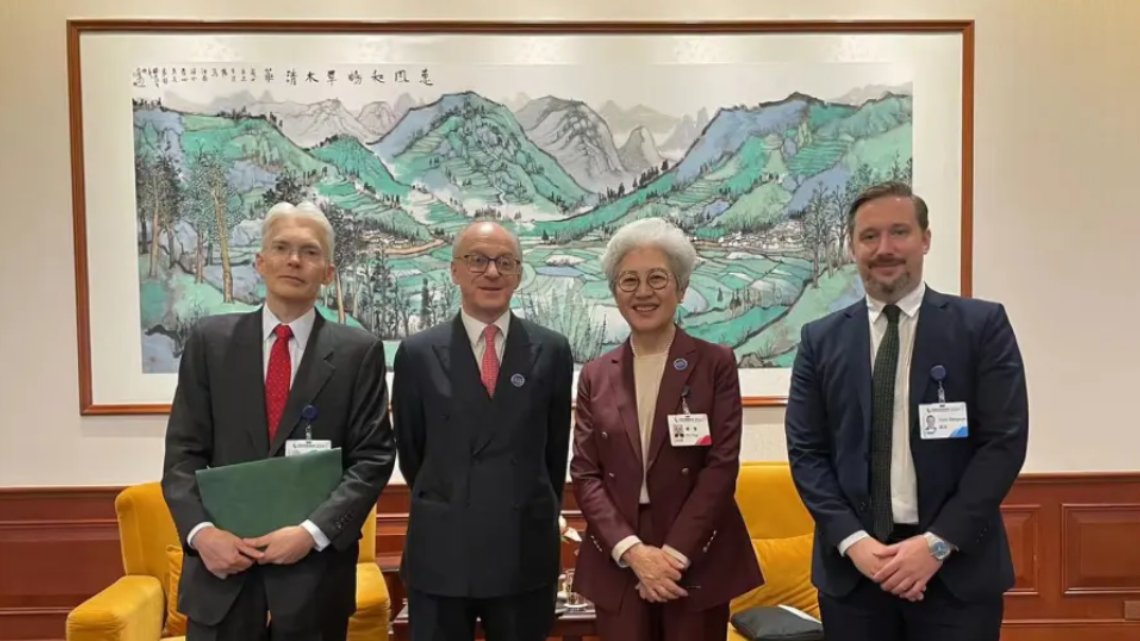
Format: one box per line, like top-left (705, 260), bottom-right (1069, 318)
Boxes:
top-left (392, 313), bottom-right (573, 598)
top-left (161, 308), bottom-right (395, 625)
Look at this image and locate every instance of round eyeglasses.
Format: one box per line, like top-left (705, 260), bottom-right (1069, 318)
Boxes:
top-left (459, 253), bottom-right (522, 275)
top-left (615, 269), bottom-right (672, 292)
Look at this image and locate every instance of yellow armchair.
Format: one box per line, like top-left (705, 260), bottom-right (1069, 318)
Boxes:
top-left (728, 462), bottom-right (819, 641)
top-left (66, 482), bottom-right (389, 641)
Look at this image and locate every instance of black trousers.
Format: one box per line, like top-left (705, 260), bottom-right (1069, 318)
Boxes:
top-left (818, 526), bottom-right (1003, 641)
top-left (185, 565), bottom-right (351, 641)
top-left (407, 583), bottom-right (557, 641)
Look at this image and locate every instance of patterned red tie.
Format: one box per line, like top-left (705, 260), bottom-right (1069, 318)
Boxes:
top-left (480, 325), bottom-right (500, 396)
top-left (265, 324), bottom-right (293, 442)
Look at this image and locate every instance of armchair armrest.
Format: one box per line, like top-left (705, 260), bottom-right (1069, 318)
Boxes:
top-left (349, 563), bottom-right (390, 641)
top-left (66, 575), bottom-right (165, 641)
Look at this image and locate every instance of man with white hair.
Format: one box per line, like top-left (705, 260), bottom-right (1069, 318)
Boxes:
top-left (162, 201), bottom-right (396, 641)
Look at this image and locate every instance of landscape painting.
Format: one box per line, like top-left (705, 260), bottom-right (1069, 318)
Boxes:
top-left (131, 63), bottom-right (912, 378)
top-left (69, 21), bottom-right (969, 413)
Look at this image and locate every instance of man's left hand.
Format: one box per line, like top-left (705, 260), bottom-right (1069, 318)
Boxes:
top-left (872, 535), bottom-right (942, 601)
top-left (244, 526), bottom-right (315, 565)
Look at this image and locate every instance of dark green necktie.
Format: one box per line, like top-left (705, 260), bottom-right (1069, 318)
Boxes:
top-left (870, 304), bottom-right (901, 541)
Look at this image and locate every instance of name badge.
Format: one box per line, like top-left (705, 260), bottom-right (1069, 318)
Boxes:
top-left (285, 439), bottom-right (333, 456)
top-left (668, 414), bottom-right (712, 447)
top-left (918, 402), bottom-right (969, 440)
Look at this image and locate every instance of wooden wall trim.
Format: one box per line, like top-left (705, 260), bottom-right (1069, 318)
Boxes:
top-left (2, 473), bottom-right (1139, 640)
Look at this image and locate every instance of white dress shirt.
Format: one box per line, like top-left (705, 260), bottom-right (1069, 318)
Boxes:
top-left (459, 308), bottom-right (511, 367)
top-left (187, 306), bottom-right (331, 552)
top-left (260, 306), bottom-right (316, 385)
top-left (838, 282), bottom-right (924, 556)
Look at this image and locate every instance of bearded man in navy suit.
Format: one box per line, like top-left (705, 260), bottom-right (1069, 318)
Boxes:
top-left (786, 182), bottom-right (1029, 641)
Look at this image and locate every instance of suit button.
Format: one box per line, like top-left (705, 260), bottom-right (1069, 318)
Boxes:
top-left (607, 472), bottom-right (615, 479)
top-left (681, 467), bottom-right (690, 475)
top-left (601, 431), bottom-right (609, 439)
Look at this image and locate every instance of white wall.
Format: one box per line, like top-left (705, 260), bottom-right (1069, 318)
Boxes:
top-left (2, 0), bottom-right (1138, 487)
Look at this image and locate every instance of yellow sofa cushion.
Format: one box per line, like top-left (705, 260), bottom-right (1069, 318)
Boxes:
top-left (65, 575), bottom-right (166, 641)
top-left (730, 533), bottom-right (819, 620)
top-left (164, 546), bottom-right (188, 637)
top-left (735, 463), bottom-right (815, 540)
top-left (348, 563), bottom-right (389, 641)
top-left (159, 546), bottom-right (388, 641)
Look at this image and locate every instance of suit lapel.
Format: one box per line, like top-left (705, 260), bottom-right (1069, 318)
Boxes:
top-left (448, 314), bottom-right (486, 408)
top-left (647, 330), bottom-right (699, 470)
top-left (432, 320), bottom-right (455, 386)
top-left (233, 311), bottom-right (270, 455)
top-left (472, 314), bottom-right (540, 455)
top-left (268, 313), bottom-right (335, 457)
top-left (909, 289), bottom-right (952, 421)
top-left (493, 315), bottom-right (541, 406)
top-left (843, 300), bottom-right (873, 436)
top-left (447, 314), bottom-right (495, 457)
top-left (612, 343), bottom-right (644, 463)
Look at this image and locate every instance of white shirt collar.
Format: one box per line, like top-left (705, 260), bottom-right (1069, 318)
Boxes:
top-left (460, 308), bottom-right (511, 346)
top-left (866, 281), bottom-right (926, 322)
top-left (262, 305), bottom-right (317, 347)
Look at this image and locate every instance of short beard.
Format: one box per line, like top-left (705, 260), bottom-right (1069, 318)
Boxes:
top-left (866, 272), bottom-right (913, 302)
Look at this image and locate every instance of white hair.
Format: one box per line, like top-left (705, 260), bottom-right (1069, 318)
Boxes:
top-left (262, 201), bottom-right (335, 258)
top-left (601, 217), bottom-right (698, 290)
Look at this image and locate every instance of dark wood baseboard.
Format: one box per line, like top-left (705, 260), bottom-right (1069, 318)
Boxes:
top-left (1000, 619), bottom-right (1140, 641)
top-left (2, 473), bottom-right (1138, 640)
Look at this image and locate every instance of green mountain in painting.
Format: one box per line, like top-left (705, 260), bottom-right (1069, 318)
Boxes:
top-left (132, 88), bottom-right (912, 371)
top-left (373, 92), bottom-right (592, 220)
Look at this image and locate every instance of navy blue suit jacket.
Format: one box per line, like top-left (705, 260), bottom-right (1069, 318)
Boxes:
top-left (785, 286), bottom-right (1028, 602)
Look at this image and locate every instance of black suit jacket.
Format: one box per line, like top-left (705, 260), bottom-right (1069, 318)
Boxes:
top-left (392, 313), bottom-right (573, 598)
top-left (161, 308), bottom-right (396, 625)
top-left (785, 287), bottom-right (1028, 602)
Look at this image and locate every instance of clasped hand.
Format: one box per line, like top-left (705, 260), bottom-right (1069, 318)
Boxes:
top-left (623, 543), bottom-right (689, 603)
top-left (848, 536), bottom-right (943, 602)
top-left (196, 526), bottom-right (315, 580)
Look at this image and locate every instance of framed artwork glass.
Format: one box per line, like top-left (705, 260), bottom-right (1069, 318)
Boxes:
top-left (67, 20), bottom-right (973, 413)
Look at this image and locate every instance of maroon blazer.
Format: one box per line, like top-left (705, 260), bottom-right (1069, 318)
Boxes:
top-left (570, 328), bottom-right (763, 612)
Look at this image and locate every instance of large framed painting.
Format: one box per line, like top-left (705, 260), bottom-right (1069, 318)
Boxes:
top-left (68, 20), bottom-right (973, 414)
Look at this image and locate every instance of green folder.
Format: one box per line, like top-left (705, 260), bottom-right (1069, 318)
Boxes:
top-left (195, 448), bottom-right (343, 538)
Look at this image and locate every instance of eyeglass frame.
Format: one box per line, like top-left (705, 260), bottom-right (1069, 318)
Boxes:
top-left (456, 252), bottom-right (523, 275)
top-left (613, 268), bottom-right (674, 293)
top-left (263, 240), bottom-right (328, 262)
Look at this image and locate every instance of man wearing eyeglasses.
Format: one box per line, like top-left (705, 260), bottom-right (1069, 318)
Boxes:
top-left (161, 201), bottom-right (395, 641)
top-left (392, 220), bottom-right (574, 641)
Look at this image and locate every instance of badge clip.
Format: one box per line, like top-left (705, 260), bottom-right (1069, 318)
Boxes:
top-left (680, 385), bottom-right (692, 415)
top-left (930, 365), bottom-right (947, 404)
top-left (301, 405), bottom-right (319, 441)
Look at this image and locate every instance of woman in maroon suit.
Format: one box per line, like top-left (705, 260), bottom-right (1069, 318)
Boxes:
top-left (570, 217), bottom-right (763, 640)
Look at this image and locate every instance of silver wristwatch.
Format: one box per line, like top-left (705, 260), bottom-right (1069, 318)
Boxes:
top-left (924, 532), bottom-right (952, 561)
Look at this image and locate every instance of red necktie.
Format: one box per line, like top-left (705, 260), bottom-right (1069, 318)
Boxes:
top-left (480, 325), bottom-right (500, 396)
top-left (265, 324), bottom-right (293, 442)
